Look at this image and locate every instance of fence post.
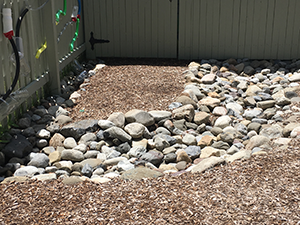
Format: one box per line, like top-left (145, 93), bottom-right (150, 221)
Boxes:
top-left (42, 0), bottom-right (61, 95)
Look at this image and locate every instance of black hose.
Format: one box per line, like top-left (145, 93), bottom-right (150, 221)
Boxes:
top-left (16, 8), bottom-right (29, 37)
top-left (1, 7), bottom-right (28, 101)
top-left (2, 38), bottom-right (21, 101)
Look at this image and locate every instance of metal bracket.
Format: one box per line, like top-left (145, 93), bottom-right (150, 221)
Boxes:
top-left (89, 32), bottom-right (110, 50)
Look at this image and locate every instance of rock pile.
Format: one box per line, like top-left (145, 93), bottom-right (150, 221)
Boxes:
top-left (1, 58), bottom-right (300, 184)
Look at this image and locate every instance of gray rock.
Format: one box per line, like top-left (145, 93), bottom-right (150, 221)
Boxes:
top-left (246, 135), bottom-right (271, 150)
top-left (116, 142), bottom-right (131, 154)
top-left (55, 106), bottom-right (69, 117)
top-left (101, 146), bottom-right (121, 159)
top-left (45, 166), bottom-right (58, 173)
top-left (282, 123), bottom-right (300, 137)
top-left (211, 141), bottom-right (230, 150)
top-left (2, 134), bottom-right (32, 159)
top-left (22, 127), bottom-right (36, 137)
top-left (148, 111), bottom-right (172, 122)
top-left (42, 146), bottom-right (55, 155)
top-left (18, 117), bottom-right (31, 129)
top-left (155, 127), bottom-right (171, 135)
top-left (121, 167), bottom-right (163, 180)
top-left (184, 146), bottom-right (201, 159)
top-left (107, 112), bottom-right (125, 128)
top-left (98, 120), bottom-right (115, 129)
top-left (194, 111), bottom-right (210, 125)
top-left (73, 143), bottom-right (87, 153)
top-left (140, 150), bottom-right (164, 167)
top-left (93, 167), bottom-right (105, 176)
top-left (124, 123), bottom-right (145, 139)
top-left (14, 166), bottom-right (40, 177)
top-left (0, 152), bottom-right (5, 167)
top-left (164, 153), bottom-right (177, 163)
top-left (31, 173), bottom-right (57, 181)
top-left (191, 156), bottom-right (225, 173)
top-left (247, 122), bottom-right (262, 133)
top-left (154, 136), bottom-right (170, 151)
top-left (78, 133), bottom-right (97, 145)
top-left (54, 115), bottom-right (72, 126)
top-left (117, 160), bottom-right (135, 171)
top-left (81, 163), bottom-right (93, 177)
top-left (226, 102), bottom-right (243, 114)
top-left (257, 100), bottom-right (276, 110)
top-left (63, 137), bottom-right (77, 149)
top-left (61, 150), bottom-right (84, 162)
top-left (28, 153), bottom-right (49, 168)
top-left (260, 124), bottom-right (283, 139)
top-left (226, 150), bottom-right (252, 163)
top-left (60, 120), bottom-right (98, 140)
top-left (53, 160), bottom-right (73, 173)
top-left (276, 97), bottom-right (291, 106)
top-left (125, 109), bottom-right (155, 127)
top-left (128, 146), bottom-right (147, 158)
top-left (103, 157), bottom-right (127, 166)
top-left (84, 150), bottom-right (99, 159)
top-left (36, 139), bottom-right (48, 148)
top-left (243, 108), bottom-right (263, 120)
top-left (80, 158), bottom-right (104, 169)
top-left (220, 131), bottom-right (235, 144)
top-left (103, 127), bottom-right (132, 143)
top-left (172, 104), bottom-right (195, 122)
top-left (288, 73), bottom-right (300, 82)
top-left (182, 134), bottom-right (197, 146)
top-left (214, 115), bottom-right (231, 129)
top-left (176, 95), bottom-right (198, 108)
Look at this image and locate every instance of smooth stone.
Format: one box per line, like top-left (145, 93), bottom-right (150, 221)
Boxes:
top-left (125, 109), bottom-right (155, 127)
top-left (282, 123), bottom-right (300, 137)
top-left (288, 73), bottom-right (300, 82)
top-left (172, 104), bottom-right (195, 122)
top-left (182, 134), bottom-right (197, 146)
top-left (211, 141), bottom-right (230, 150)
top-left (103, 157), bottom-right (127, 166)
top-left (212, 107), bottom-right (227, 116)
top-left (198, 97), bottom-right (220, 108)
top-left (101, 146), bottom-right (121, 159)
top-left (176, 150), bottom-right (192, 163)
top-left (28, 153), bottom-right (49, 168)
top-left (117, 160), bottom-right (135, 171)
top-left (103, 127), bottom-right (132, 143)
top-left (55, 106), bottom-right (69, 117)
top-left (184, 146), bottom-right (201, 159)
top-left (159, 164), bottom-right (178, 172)
top-left (92, 167), bottom-right (105, 176)
top-left (36, 139), bottom-right (48, 148)
top-left (194, 111), bottom-right (210, 125)
top-left (31, 173), bottom-right (57, 181)
top-left (107, 112), bottom-right (126, 128)
top-left (91, 177), bottom-right (111, 183)
top-left (290, 126), bottom-right (300, 138)
top-left (246, 135), bottom-right (271, 150)
top-left (61, 150), bottom-right (84, 162)
top-left (63, 137), bottom-right (77, 149)
top-left (259, 124), bottom-right (283, 139)
top-left (148, 111), bottom-right (172, 122)
top-left (276, 97), bottom-right (291, 106)
top-left (53, 160), bottom-right (73, 173)
top-left (243, 108), bottom-right (263, 120)
top-left (62, 176), bottom-right (84, 185)
top-left (162, 146), bottom-right (177, 155)
top-left (42, 146), bottom-right (55, 155)
top-left (214, 115), bottom-right (231, 129)
top-left (155, 127), bottom-right (171, 135)
top-left (60, 120), bottom-right (98, 141)
top-left (14, 166), bottom-right (39, 177)
top-left (80, 158), bottom-right (104, 169)
top-left (197, 135), bottom-right (214, 148)
top-left (273, 138), bottom-right (292, 146)
top-left (98, 120), bottom-right (116, 129)
top-left (220, 131), bottom-right (235, 144)
top-left (245, 85), bottom-right (262, 96)
top-left (73, 143), bottom-right (87, 153)
top-left (200, 147), bottom-right (225, 158)
top-left (81, 163), bottom-right (93, 177)
top-left (257, 100), bottom-right (276, 110)
top-left (49, 133), bottom-right (65, 148)
top-left (18, 117), bottom-right (31, 129)
top-left (2, 134), bottom-right (32, 159)
top-left (175, 161), bottom-right (187, 171)
top-left (121, 167), bottom-right (163, 180)
top-left (227, 145), bottom-right (240, 155)
top-left (226, 150), bottom-right (252, 163)
top-left (54, 115), bottom-right (72, 126)
top-left (124, 123), bottom-right (145, 139)
top-left (115, 142), bottom-right (131, 154)
top-left (84, 150), bottom-right (99, 159)
top-left (154, 136), bottom-right (170, 151)
top-left (191, 156), bottom-right (225, 173)
top-left (78, 133), bottom-right (97, 145)
top-left (201, 74), bottom-right (216, 84)
top-left (36, 129), bottom-right (51, 139)
top-left (247, 122), bottom-right (262, 133)
top-left (45, 166), bottom-right (58, 173)
top-left (140, 150), bottom-right (164, 167)
top-left (173, 119), bottom-right (187, 131)
top-left (164, 153), bottom-right (177, 163)
top-left (128, 146), bottom-right (147, 158)
top-left (49, 151), bottom-right (62, 165)
top-left (226, 102), bottom-right (243, 114)
top-left (210, 127), bottom-right (223, 136)
top-left (2, 176), bottom-right (29, 184)
top-left (244, 96), bottom-right (256, 107)
top-left (176, 95), bottom-right (198, 108)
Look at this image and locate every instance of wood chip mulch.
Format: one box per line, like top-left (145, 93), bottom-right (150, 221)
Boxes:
top-left (1, 141), bottom-right (300, 224)
top-left (1, 59), bottom-right (300, 224)
top-left (68, 58), bottom-right (189, 122)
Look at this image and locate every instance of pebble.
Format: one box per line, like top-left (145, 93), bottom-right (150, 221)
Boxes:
top-left (1, 58), bottom-right (300, 183)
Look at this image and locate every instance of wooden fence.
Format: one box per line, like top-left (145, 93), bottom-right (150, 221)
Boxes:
top-left (0, 0), bottom-right (85, 127)
top-left (84, 0), bottom-right (300, 60)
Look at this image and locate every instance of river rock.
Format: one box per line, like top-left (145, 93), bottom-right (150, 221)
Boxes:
top-left (124, 123), bottom-right (145, 139)
top-left (28, 153), bottom-right (49, 168)
top-left (191, 156), bottom-right (225, 173)
top-left (125, 109), bottom-right (155, 126)
top-left (2, 134), bottom-right (32, 159)
top-left (103, 127), bottom-right (132, 143)
top-left (121, 167), bottom-right (163, 180)
top-left (61, 149), bottom-right (84, 162)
